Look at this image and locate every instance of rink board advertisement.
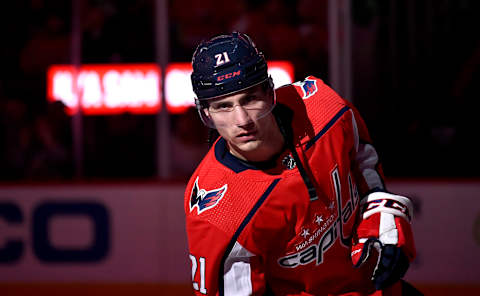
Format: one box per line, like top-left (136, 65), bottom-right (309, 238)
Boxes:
top-left (1, 180), bottom-right (480, 295)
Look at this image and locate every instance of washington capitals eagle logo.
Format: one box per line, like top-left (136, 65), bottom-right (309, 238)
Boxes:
top-left (189, 177), bottom-right (228, 214)
top-left (293, 78), bottom-right (318, 99)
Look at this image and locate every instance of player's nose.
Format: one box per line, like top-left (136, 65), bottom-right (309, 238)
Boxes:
top-left (231, 105), bottom-right (252, 127)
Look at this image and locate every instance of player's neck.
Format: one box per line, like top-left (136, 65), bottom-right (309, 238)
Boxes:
top-left (228, 143), bottom-right (284, 163)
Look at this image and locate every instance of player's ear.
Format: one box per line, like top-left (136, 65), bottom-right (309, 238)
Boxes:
top-left (195, 98), bottom-right (215, 127)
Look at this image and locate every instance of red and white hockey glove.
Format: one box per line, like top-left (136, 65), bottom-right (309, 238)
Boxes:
top-left (351, 192), bottom-right (416, 290)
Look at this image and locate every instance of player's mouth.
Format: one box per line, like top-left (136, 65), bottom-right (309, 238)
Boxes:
top-left (236, 130), bottom-right (258, 141)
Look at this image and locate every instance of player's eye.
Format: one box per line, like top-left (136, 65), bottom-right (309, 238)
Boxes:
top-left (210, 102), bottom-right (232, 112)
top-left (242, 95), bottom-right (264, 109)
top-left (243, 96), bottom-right (255, 104)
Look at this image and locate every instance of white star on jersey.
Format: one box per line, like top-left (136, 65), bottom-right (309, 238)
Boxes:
top-left (315, 215), bottom-right (324, 225)
top-left (300, 228), bottom-right (310, 239)
top-left (328, 201), bottom-right (335, 211)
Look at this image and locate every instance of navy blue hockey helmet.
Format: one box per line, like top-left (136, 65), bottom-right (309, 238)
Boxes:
top-left (191, 32), bottom-right (275, 128)
top-left (191, 32), bottom-right (270, 100)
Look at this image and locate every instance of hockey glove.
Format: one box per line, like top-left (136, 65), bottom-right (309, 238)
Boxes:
top-left (351, 192), bottom-right (416, 290)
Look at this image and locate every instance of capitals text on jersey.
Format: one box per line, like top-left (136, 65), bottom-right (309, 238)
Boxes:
top-left (277, 169), bottom-right (359, 268)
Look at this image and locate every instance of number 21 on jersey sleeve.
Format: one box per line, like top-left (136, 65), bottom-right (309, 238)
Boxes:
top-left (189, 254), bottom-right (207, 294)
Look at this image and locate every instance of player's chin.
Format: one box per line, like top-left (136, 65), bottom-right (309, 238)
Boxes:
top-left (234, 139), bottom-right (262, 152)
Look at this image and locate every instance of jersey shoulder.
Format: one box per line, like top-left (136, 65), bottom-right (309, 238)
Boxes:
top-left (276, 76), bottom-right (352, 145)
top-left (184, 143), bottom-right (279, 236)
top-left (184, 145), bottom-right (224, 212)
top-left (276, 75), bottom-right (349, 118)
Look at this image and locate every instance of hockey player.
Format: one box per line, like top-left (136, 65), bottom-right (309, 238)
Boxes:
top-left (184, 32), bottom-right (420, 296)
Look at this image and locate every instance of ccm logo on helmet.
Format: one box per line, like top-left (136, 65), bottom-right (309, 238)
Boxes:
top-left (217, 70), bottom-right (241, 81)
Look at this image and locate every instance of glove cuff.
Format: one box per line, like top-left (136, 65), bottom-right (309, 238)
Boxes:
top-left (361, 192), bottom-right (413, 222)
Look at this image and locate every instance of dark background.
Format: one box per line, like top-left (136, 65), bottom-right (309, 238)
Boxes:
top-left (0, 0), bottom-right (479, 181)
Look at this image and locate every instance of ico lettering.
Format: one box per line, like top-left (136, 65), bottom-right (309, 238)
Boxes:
top-left (278, 169), bottom-right (359, 268)
top-left (0, 201), bottom-right (110, 263)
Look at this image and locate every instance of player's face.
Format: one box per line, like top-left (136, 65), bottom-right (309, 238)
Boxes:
top-left (205, 85), bottom-right (284, 162)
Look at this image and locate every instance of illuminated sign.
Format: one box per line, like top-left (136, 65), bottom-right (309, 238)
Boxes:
top-left (47, 64), bottom-right (160, 115)
top-left (47, 62), bottom-right (294, 115)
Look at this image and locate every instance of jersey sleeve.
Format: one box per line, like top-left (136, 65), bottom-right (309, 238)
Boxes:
top-left (186, 216), bottom-right (228, 296)
top-left (186, 215), bottom-right (270, 296)
top-left (345, 103), bottom-right (417, 263)
top-left (346, 104), bottom-right (386, 196)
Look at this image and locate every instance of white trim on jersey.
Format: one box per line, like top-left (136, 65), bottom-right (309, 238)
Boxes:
top-left (224, 241), bottom-right (254, 296)
top-left (350, 110), bottom-right (384, 191)
top-left (350, 109), bottom-right (360, 153)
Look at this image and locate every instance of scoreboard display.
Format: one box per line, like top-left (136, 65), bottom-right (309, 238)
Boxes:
top-left (47, 62), bottom-right (294, 115)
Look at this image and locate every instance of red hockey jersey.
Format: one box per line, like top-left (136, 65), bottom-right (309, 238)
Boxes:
top-left (184, 76), bottom-right (392, 295)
